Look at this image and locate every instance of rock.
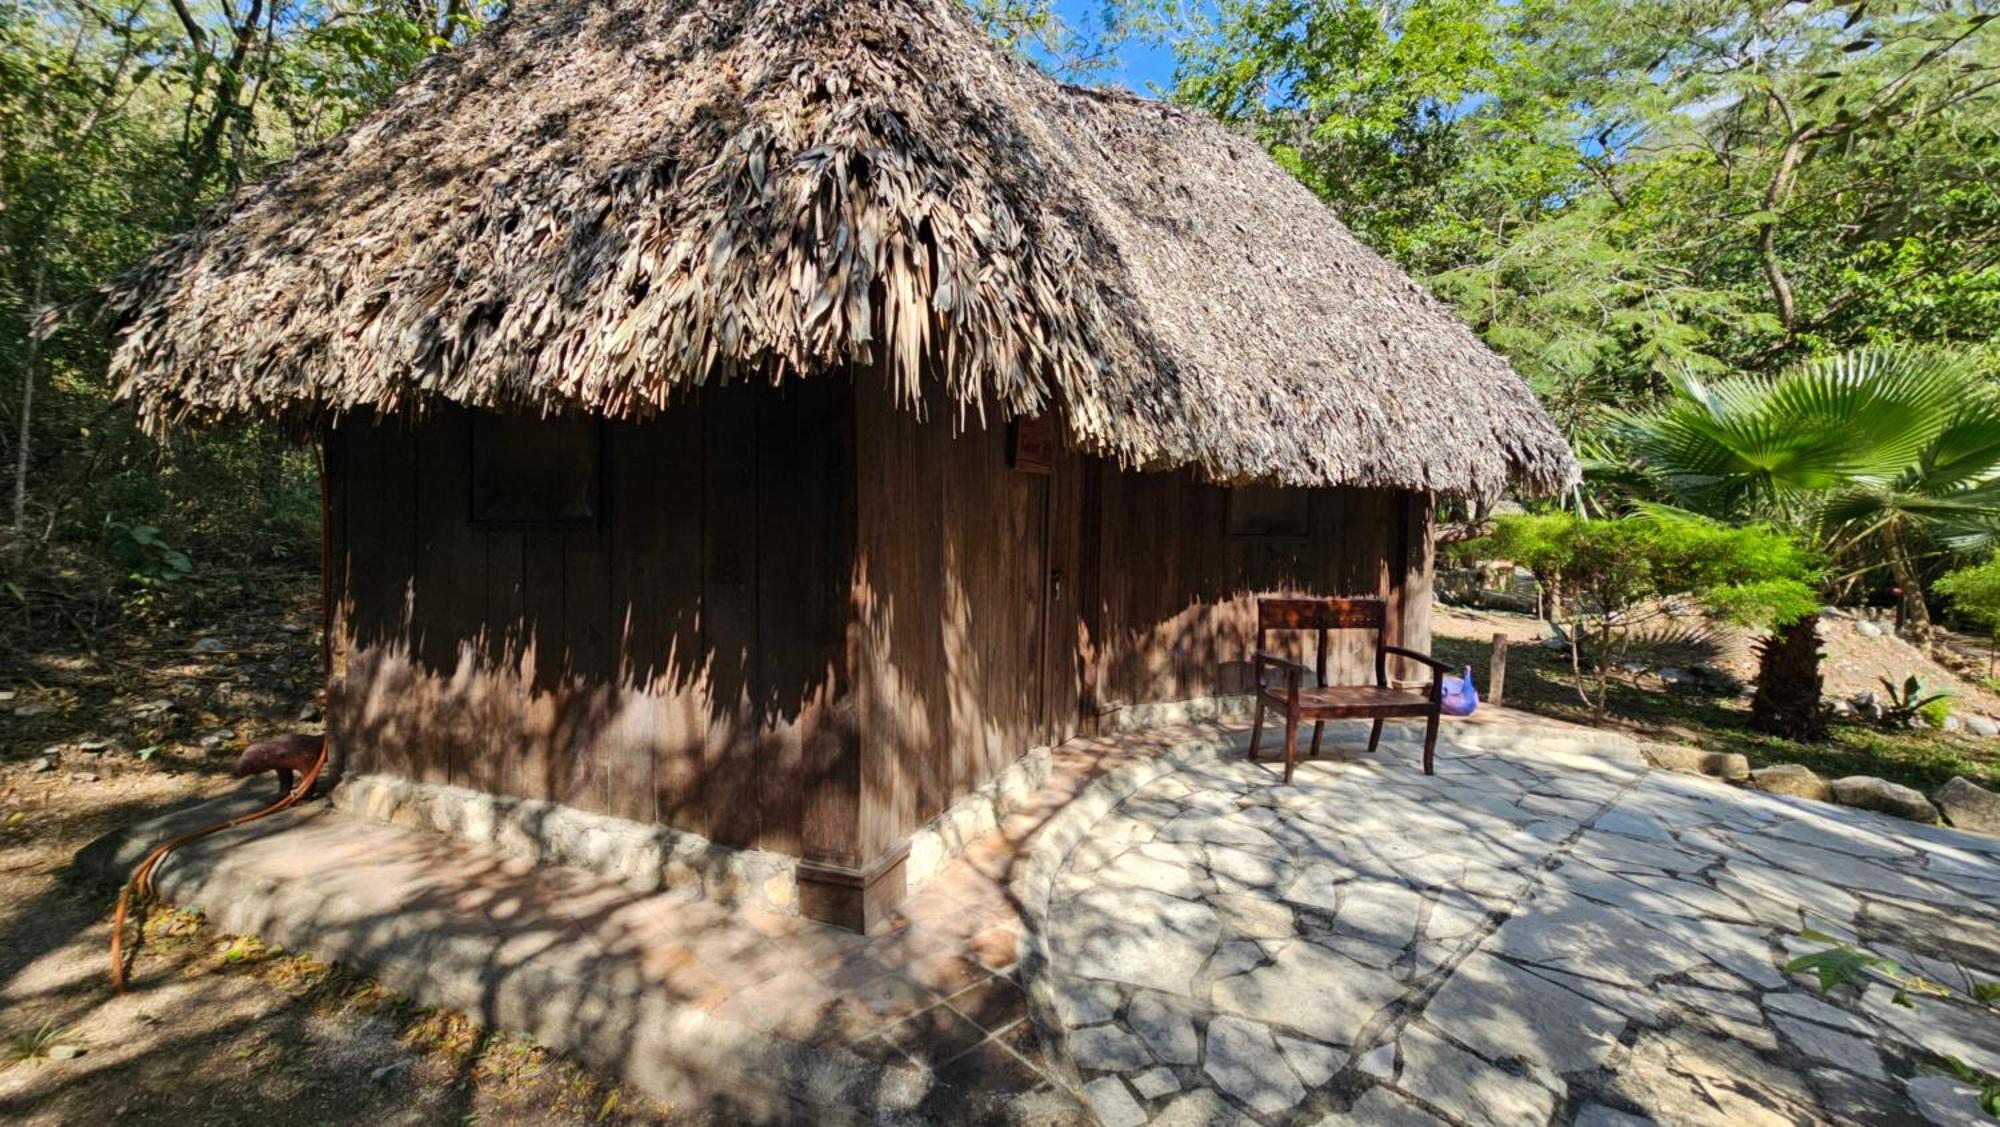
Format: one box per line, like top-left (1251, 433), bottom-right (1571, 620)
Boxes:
top-left (189, 636), bottom-right (227, 654)
top-left (76, 737), bottom-right (114, 753)
top-left (1749, 764), bottom-right (1832, 803)
top-left (66, 772), bottom-right (98, 783)
top-left (1071, 1025), bottom-right (1153, 1072)
top-left (297, 703), bottom-right (322, 722)
top-left (1904, 1074), bottom-right (1991, 1126)
top-left (1204, 1015), bottom-right (1304, 1115)
top-left (1942, 714), bottom-right (1964, 733)
top-left (1081, 1078), bottom-right (1146, 1127)
top-left (1934, 776), bottom-right (2000, 836)
top-left (1640, 743), bottom-right (1750, 782)
top-left (1856, 621), bottom-right (1885, 637)
top-left (1829, 776), bottom-right (1940, 823)
top-left (1131, 1067), bottom-right (1181, 1099)
top-left (1659, 667), bottom-right (1689, 686)
top-left (1396, 1024), bottom-right (1556, 1125)
top-left (13, 701), bottom-right (54, 717)
top-left (1127, 992), bottom-right (1200, 1065)
top-left (1965, 714), bottom-right (2000, 738)
top-left (29, 757), bottom-right (55, 773)
top-left (1356, 1042), bottom-right (1396, 1079)
top-left (128, 698), bottom-right (174, 717)
top-left (1826, 698), bottom-right (1854, 718)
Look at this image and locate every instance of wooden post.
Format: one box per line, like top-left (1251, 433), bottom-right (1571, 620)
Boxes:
top-left (1490, 633), bottom-right (1509, 706)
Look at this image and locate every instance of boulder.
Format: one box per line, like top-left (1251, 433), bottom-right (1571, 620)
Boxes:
top-left (1934, 776), bottom-right (2000, 837)
top-left (1750, 764), bottom-right (1833, 803)
top-left (1641, 743), bottom-right (1751, 782)
top-left (1829, 776), bottom-right (1940, 824)
top-left (1856, 621), bottom-right (1885, 637)
top-left (1965, 714), bottom-right (2000, 738)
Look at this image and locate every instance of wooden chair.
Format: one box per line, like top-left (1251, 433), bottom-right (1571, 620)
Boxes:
top-left (1248, 596), bottom-right (1454, 783)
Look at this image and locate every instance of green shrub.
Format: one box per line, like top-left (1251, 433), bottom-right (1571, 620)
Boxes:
top-left (1919, 697), bottom-right (1954, 730)
top-left (1457, 507), bottom-right (1820, 715)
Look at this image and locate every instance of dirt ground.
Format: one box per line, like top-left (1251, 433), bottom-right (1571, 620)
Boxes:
top-left (1434, 602), bottom-right (2000, 718)
top-left (1433, 601), bottom-right (2000, 792)
top-left (0, 564), bottom-right (680, 1125)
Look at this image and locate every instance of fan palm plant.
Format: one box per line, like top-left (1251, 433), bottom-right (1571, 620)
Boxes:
top-left (1625, 345), bottom-right (2000, 737)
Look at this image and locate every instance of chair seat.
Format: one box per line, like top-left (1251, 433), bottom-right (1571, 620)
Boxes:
top-left (1260, 684), bottom-right (1433, 716)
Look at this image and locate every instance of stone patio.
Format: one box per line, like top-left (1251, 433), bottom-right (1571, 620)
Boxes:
top-left (1027, 724), bottom-right (2000, 1125)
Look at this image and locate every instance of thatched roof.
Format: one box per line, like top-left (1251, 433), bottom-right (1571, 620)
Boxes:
top-left (100, 0), bottom-right (1577, 497)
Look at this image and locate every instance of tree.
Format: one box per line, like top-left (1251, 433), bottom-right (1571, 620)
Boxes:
top-left (1627, 346), bottom-right (2000, 639)
top-left (1937, 555), bottom-right (2000, 676)
top-left (1173, 0), bottom-right (2000, 436)
top-left (1455, 509), bottom-right (1819, 717)
top-left (1623, 344), bottom-right (2000, 736)
top-left (0, 0), bottom-right (490, 554)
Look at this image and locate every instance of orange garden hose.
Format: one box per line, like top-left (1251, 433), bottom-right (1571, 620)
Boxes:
top-left (108, 435), bottom-right (338, 994)
top-left (108, 749), bottom-right (327, 993)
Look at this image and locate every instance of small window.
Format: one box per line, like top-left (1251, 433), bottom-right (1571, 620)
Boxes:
top-left (1227, 485), bottom-right (1310, 539)
top-left (470, 412), bottom-right (601, 527)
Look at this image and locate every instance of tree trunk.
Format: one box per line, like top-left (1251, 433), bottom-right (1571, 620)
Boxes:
top-left (11, 260), bottom-right (47, 534)
top-left (1751, 613), bottom-right (1827, 741)
top-left (1886, 535), bottom-right (1933, 651)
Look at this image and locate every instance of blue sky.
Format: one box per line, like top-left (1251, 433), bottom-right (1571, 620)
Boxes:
top-left (1050, 0), bottom-right (1184, 95)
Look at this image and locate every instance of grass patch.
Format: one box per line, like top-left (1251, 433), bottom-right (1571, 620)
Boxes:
top-left (6, 1021), bottom-right (84, 1066)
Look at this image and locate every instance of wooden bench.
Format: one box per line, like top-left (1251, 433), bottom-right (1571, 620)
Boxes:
top-left (1249, 596), bottom-right (1453, 783)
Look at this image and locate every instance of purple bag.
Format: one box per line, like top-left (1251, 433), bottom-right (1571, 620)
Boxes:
top-left (1440, 665), bottom-right (1479, 717)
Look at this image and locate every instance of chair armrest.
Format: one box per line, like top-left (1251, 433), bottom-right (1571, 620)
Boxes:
top-left (1379, 645), bottom-right (1454, 678)
top-left (1254, 650), bottom-right (1313, 679)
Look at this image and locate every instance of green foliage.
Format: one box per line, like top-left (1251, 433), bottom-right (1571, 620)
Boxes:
top-left (1463, 509), bottom-right (1820, 628)
top-left (1789, 928), bottom-right (2000, 1114)
top-left (1919, 696), bottom-right (1955, 730)
top-left (1939, 556), bottom-right (2000, 636)
top-left (1626, 345), bottom-right (2000, 626)
top-left (1457, 509), bottom-right (1818, 712)
top-left (103, 520), bottom-right (192, 585)
top-left (1876, 674), bottom-right (1952, 730)
top-left (1785, 928), bottom-right (1953, 1008)
top-left (1, 0), bottom-right (480, 579)
top-left (1173, 1), bottom-right (2000, 436)
top-left (4, 1020), bottom-right (82, 1064)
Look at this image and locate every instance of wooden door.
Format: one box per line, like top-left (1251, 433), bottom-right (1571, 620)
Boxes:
top-left (1036, 447), bottom-right (1087, 743)
top-left (1009, 470), bottom-right (1050, 739)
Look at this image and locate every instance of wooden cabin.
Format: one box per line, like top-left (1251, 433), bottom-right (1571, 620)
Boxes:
top-left (99, 0), bottom-right (1577, 929)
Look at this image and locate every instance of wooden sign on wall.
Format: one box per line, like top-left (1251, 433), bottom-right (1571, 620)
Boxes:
top-left (1008, 415), bottom-right (1055, 474)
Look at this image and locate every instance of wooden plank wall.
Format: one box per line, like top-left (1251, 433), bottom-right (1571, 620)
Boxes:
top-left (852, 377), bottom-right (1076, 862)
top-left (1089, 466), bottom-right (1434, 712)
top-left (327, 383), bottom-right (858, 862)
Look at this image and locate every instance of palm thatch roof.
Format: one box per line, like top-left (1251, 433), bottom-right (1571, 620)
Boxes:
top-left (100, 0), bottom-right (1576, 497)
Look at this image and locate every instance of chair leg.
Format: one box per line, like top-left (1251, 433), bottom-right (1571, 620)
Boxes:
top-left (1309, 720), bottom-right (1324, 758)
top-left (1365, 718), bottom-right (1384, 756)
top-left (1282, 710), bottom-right (1299, 784)
top-left (1249, 695), bottom-right (1266, 761)
top-left (1422, 710), bottom-right (1441, 776)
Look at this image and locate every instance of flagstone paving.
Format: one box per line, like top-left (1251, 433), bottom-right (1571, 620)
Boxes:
top-left (1037, 730), bottom-right (2000, 1125)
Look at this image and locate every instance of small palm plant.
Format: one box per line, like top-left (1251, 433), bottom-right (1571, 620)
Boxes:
top-left (1626, 345), bottom-right (2000, 738)
top-left (1876, 675), bottom-right (1951, 730)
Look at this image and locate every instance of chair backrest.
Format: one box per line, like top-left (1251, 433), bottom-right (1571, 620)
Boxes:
top-left (1256, 596), bottom-right (1388, 685)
